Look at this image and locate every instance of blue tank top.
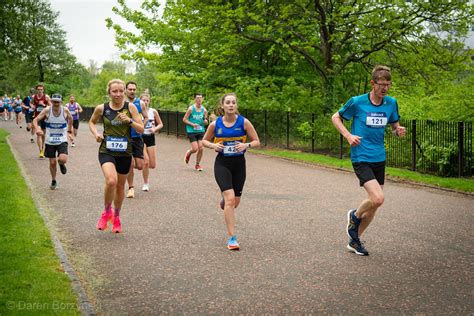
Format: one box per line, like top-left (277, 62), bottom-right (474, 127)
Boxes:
top-left (130, 98), bottom-right (142, 138)
top-left (214, 115), bottom-right (247, 157)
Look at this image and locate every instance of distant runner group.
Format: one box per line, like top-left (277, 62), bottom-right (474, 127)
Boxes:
top-left (2, 65), bottom-right (405, 255)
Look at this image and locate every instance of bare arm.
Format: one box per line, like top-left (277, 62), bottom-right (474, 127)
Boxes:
top-left (152, 110), bottom-right (163, 133)
top-left (235, 119), bottom-right (260, 152)
top-left (64, 108), bottom-right (74, 141)
top-left (88, 104), bottom-right (105, 143)
top-left (128, 104), bottom-right (144, 134)
top-left (140, 100), bottom-right (148, 128)
top-left (77, 103), bottom-right (83, 113)
top-left (331, 112), bottom-right (361, 147)
top-left (182, 107), bottom-right (197, 127)
top-left (33, 107), bottom-right (49, 135)
top-left (202, 121), bottom-right (224, 152)
top-left (390, 121), bottom-right (406, 137)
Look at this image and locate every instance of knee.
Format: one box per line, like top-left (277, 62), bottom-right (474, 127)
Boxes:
top-left (135, 161), bottom-right (144, 170)
top-left (143, 160), bottom-right (149, 169)
top-left (105, 176), bottom-right (117, 188)
top-left (371, 194), bottom-right (385, 208)
top-left (58, 157), bottom-right (67, 165)
top-left (50, 159), bottom-right (57, 167)
top-left (190, 148), bottom-right (198, 153)
top-left (148, 161), bottom-right (156, 169)
top-left (225, 197), bottom-right (236, 208)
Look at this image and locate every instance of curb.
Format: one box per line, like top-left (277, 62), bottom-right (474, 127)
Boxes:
top-left (6, 135), bottom-right (96, 316)
top-left (250, 150), bottom-right (474, 197)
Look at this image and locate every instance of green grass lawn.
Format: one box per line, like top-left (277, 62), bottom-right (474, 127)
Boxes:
top-left (252, 148), bottom-right (474, 193)
top-left (0, 129), bottom-right (80, 315)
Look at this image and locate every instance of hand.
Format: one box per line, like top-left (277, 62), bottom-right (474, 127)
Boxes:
top-left (95, 133), bottom-right (104, 143)
top-left (235, 142), bottom-right (249, 152)
top-left (346, 134), bottom-right (362, 147)
top-left (395, 126), bottom-right (406, 137)
top-left (117, 112), bottom-right (131, 123)
top-left (213, 142), bottom-right (224, 152)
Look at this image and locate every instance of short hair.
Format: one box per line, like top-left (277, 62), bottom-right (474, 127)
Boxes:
top-left (372, 65), bottom-right (391, 82)
top-left (126, 81), bottom-right (137, 89)
top-left (140, 93), bottom-right (150, 100)
top-left (35, 83), bottom-right (44, 89)
top-left (194, 93), bottom-right (203, 98)
top-left (107, 79), bottom-right (125, 94)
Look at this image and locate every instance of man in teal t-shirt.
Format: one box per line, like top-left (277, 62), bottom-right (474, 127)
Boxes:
top-left (331, 65), bottom-right (406, 256)
top-left (183, 93), bottom-right (208, 171)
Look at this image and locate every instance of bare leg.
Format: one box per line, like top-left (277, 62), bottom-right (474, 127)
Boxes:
top-left (355, 180), bottom-right (384, 237)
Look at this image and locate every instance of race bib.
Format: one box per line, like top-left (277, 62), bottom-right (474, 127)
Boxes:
top-left (223, 141), bottom-right (244, 157)
top-left (193, 124), bottom-right (203, 131)
top-left (28, 107), bottom-right (34, 112)
top-left (106, 136), bottom-right (128, 152)
top-left (70, 110), bottom-right (76, 115)
top-left (366, 112), bottom-right (387, 128)
top-left (36, 106), bottom-right (44, 112)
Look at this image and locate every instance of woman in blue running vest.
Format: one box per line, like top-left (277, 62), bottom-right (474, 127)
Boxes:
top-left (202, 93), bottom-right (260, 250)
top-left (331, 65), bottom-right (406, 256)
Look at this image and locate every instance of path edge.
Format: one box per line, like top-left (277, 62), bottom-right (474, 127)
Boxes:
top-left (6, 135), bottom-right (96, 316)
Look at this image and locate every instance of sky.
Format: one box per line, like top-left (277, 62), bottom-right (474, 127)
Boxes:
top-left (50, 0), bottom-right (142, 67)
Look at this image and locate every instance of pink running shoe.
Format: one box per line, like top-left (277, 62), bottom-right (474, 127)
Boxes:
top-left (96, 211), bottom-right (113, 230)
top-left (112, 216), bottom-right (122, 233)
top-left (195, 164), bottom-right (203, 171)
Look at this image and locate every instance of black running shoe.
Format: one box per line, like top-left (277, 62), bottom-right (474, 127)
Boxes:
top-left (50, 180), bottom-right (57, 190)
top-left (59, 163), bottom-right (67, 175)
top-left (347, 239), bottom-right (369, 256)
top-left (347, 209), bottom-right (360, 241)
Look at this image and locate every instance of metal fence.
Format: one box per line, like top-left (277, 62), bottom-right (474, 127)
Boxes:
top-left (80, 107), bottom-right (472, 178)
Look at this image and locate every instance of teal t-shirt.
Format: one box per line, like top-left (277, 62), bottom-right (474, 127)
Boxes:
top-left (185, 105), bottom-right (206, 134)
top-left (338, 93), bottom-right (400, 163)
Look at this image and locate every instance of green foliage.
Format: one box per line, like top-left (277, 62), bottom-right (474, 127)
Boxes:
top-left (0, 129), bottom-right (80, 315)
top-left (417, 142), bottom-right (459, 176)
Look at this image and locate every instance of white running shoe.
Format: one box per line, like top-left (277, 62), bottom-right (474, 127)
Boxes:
top-left (142, 184), bottom-right (150, 192)
top-left (71, 142), bottom-right (76, 147)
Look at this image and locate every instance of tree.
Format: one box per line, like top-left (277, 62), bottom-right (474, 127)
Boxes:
top-left (108, 0), bottom-right (473, 112)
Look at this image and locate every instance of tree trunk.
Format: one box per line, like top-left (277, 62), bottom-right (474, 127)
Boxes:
top-left (37, 54), bottom-right (44, 82)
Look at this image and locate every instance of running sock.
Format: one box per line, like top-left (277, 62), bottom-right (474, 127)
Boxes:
top-left (104, 203), bottom-right (112, 213)
top-left (114, 208), bottom-right (121, 217)
top-left (128, 186), bottom-right (134, 190)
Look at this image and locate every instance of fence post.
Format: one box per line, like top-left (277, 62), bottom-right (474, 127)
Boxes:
top-left (166, 111), bottom-right (170, 135)
top-left (458, 121), bottom-right (464, 177)
top-left (176, 111), bottom-right (179, 138)
top-left (311, 113), bottom-right (315, 153)
top-left (411, 120), bottom-right (416, 171)
top-left (339, 134), bottom-right (343, 159)
top-left (286, 111), bottom-right (290, 149)
top-left (264, 110), bottom-right (267, 147)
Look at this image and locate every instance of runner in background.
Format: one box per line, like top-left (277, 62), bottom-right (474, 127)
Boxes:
top-left (66, 95), bottom-right (83, 147)
top-left (32, 84), bottom-right (51, 158)
top-left (0, 97), bottom-right (5, 121)
top-left (13, 95), bottom-right (23, 128)
top-left (140, 93), bottom-right (163, 192)
top-left (125, 81), bottom-right (148, 198)
top-left (183, 93), bottom-right (208, 171)
top-left (22, 90), bottom-right (35, 142)
top-left (32, 94), bottom-right (74, 190)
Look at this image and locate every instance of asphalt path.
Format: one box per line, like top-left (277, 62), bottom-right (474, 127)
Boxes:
top-left (2, 120), bottom-right (473, 315)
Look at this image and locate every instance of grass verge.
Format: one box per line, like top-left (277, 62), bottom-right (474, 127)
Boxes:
top-left (252, 148), bottom-right (474, 193)
top-left (0, 129), bottom-right (80, 315)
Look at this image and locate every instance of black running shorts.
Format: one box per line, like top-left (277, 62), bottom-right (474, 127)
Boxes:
top-left (73, 120), bottom-right (79, 130)
top-left (352, 161), bottom-right (386, 186)
top-left (214, 155), bottom-right (246, 196)
top-left (187, 132), bottom-right (204, 143)
top-left (131, 137), bottom-right (144, 159)
top-left (45, 142), bottom-right (68, 158)
top-left (98, 153), bottom-right (132, 175)
top-left (142, 134), bottom-right (156, 147)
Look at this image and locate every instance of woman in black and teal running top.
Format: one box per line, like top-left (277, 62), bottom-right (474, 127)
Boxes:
top-left (202, 93), bottom-right (260, 250)
top-left (88, 79), bottom-right (144, 234)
